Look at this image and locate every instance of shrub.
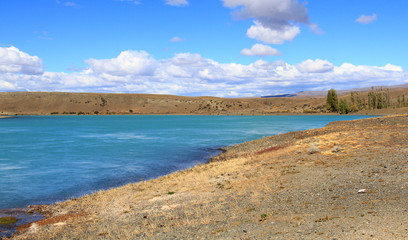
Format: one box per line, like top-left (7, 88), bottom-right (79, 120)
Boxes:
top-left (307, 143), bottom-right (319, 154)
top-left (0, 216), bottom-right (18, 225)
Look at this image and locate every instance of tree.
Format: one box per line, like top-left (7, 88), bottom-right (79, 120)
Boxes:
top-left (326, 89), bottom-right (339, 112)
top-left (349, 91), bottom-right (359, 112)
top-left (368, 87), bottom-right (391, 109)
top-left (339, 99), bottom-right (350, 114)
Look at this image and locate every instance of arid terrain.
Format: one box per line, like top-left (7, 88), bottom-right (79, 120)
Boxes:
top-left (1, 87), bottom-right (408, 116)
top-left (0, 92), bottom-right (327, 115)
top-left (5, 115), bottom-right (408, 239)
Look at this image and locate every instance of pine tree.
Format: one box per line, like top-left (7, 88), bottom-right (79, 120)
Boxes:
top-left (351, 91), bottom-right (355, 106)
top-left (339, 99), bottom-right (350, 114)
top-left (326, 89), bottom-right (339, 112)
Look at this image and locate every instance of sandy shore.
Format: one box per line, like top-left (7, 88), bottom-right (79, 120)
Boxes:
top-left (7, 115), bottom-right (408, 239)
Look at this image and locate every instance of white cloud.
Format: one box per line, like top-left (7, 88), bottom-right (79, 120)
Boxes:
top-left (222, 0), bottom-right (309, 23)
top-left (246, 21), bottom-right (300, 44)
top-left (165, 0), bottom-right (188, 6)
top-left (241, 43), bottom-right (281, 56)
top-left (222, 0), bottom-right (317, 44)
top-left (355, 14), bottom-right (377, 24)
top-left (380, 64), bottom-right (403, 72)
top-left (0, 80), bottom-right (17, 91)
top-left (1, 47), bottom-right (407, 97)
top-left (170, 37), bottom-right (186, 42)
top-left (167, 53), bottom-right (213, 67)
top-left (296, 59), bottom-right (334, 73)
top-left (84, 50), bottom-right (157, 76)
top-left (0, 46), bottom-right (43, 75)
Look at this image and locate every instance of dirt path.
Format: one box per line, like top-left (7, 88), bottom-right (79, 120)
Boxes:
top-left (8, 115), bottom-right (408, 239)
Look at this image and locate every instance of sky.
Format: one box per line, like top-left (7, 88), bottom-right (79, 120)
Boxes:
top-left (0, 0), bottom-right (407, 97)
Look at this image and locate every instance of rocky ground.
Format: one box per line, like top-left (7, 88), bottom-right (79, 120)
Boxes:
top-left (5, 115), bottom-right (408, 239)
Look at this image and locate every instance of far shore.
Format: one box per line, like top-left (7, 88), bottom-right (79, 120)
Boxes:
top-left (1, 91), bottom-right (407, 116)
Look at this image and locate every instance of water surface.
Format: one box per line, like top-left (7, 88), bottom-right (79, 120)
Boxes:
top-left (0, 115), bottom-right (373, 209)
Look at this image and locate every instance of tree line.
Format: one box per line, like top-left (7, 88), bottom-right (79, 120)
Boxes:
top-left (326, 87), bottom-right (408, 114)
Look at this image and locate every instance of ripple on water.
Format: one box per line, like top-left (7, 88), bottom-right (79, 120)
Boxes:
top-left (0, 165), bottom-right (26, 171)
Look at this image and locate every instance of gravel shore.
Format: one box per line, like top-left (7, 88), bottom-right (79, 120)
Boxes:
top-left (7, 115), bottom-right (408, 239)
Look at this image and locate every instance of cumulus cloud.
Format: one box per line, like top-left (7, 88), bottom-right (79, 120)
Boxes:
top-left (246, 21), bottom-right (300, 44)
top-left (380, 64), bottom-right (403, 72)
top-left (355, 14), bottom-right (377, 24)
top-left (170, 37), bottom-right (186, 42)
top-left (165, 0), bottom-right (188, 6)
top-left (1, 47), bottom-right (407, 97)
top-left (0, 46), bottom-right (43, 75)
top-left (84, 50), bottom-right (157, 76)
top-left (296, 59), bottom-right (334, 73)
top-left (222, 0), bottom-right (317, 44)
top-left (0, 79), bottom-right (17, 91)
top-left (241, 43), bottom-right (281, 56)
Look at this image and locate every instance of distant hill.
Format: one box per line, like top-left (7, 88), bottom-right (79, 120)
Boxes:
top-left (1, 83), bottom-right (408, 115)
top-left (262, 83), bottom-right (408, 98)
top-left (0, 92), bottom-right (327, 115)
top-left (261, 94), bottom-right (297, 98)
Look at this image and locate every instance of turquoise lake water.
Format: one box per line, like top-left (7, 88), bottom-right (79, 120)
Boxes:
top-left (0, 115), bottom-right (373, 209)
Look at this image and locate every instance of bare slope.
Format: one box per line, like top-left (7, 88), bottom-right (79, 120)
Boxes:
top-left (0, 92), bottom-right (326, 115)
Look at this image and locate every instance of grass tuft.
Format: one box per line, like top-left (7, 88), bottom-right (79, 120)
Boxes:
top-left (0, 216), bottom-right (18, 225)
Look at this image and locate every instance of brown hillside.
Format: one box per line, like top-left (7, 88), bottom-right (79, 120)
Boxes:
top-left (0, 92), bottom-right (326, 115)
top-left (1, 89), bottom-right (408, 116)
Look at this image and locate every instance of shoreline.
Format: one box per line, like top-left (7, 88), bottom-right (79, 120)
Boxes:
top-left (7, 115), bottom-right (408, 239)
top-left (0, 115), bottom-right (345, 237)
top-left (0, 111), bottom-right (389, 117)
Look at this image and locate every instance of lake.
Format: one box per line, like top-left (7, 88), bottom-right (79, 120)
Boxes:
top-left (0, 115), bottom-right (373, 209)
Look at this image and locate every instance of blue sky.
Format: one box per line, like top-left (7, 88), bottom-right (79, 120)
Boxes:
top-left (0, 0), bottom-right (407, 96)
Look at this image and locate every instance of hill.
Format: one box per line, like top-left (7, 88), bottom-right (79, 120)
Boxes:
top-left (1, 85), bottom-right (408, 116)
top-left (0, 92), bottom-right (326, 115)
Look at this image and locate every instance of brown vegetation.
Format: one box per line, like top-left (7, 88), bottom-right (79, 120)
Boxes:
top-left (1, 88), bottom-right (408, 116)
top-left (0, 92), bottom-right (328, 115)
